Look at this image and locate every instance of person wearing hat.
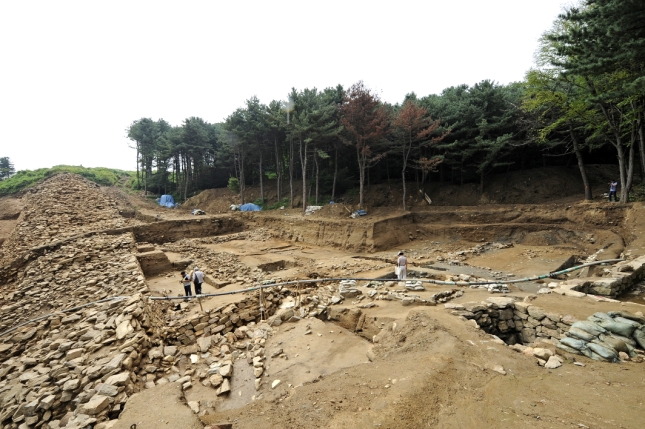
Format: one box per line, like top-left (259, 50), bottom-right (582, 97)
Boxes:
top-left (192, 267), bottom-right (205, 295)
top-left (396, 251), bottom-right (408, 281)
top-left (179, 271), bottom-right (192, 297)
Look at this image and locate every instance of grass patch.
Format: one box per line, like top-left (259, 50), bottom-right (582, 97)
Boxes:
top-left (0, 165), bottom-right (135, 197)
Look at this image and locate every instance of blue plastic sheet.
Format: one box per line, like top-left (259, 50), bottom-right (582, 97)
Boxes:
top-left (159, 194), bottom-right (177, 208)
top-left (240, 203), bottom-right (262, 212)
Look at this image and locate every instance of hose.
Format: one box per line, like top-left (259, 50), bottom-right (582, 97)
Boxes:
top-left (148, 258), bottom-right (623, 301)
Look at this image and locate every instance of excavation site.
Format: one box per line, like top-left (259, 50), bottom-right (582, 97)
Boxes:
top-left (1, 172), bottom-right (645, 429)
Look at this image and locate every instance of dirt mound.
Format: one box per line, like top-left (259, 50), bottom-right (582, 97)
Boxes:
top-left (0, 174), bottom-right (142, 265)
top-left (182, 164), bottom-right (619, 212)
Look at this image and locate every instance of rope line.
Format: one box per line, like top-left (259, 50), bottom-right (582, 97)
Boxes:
top-left (148, 258), bottom-right (624, 301)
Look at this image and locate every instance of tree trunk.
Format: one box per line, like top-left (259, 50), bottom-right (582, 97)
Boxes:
top-left (617, 139), bottom-right (627, 204)
top-left (314, 152), bottom-right (319, 205)
top-left (402, 170), bottom-right (407, 211)
top-left (357, 144), bottom-right (366, 209)
top-left (570, 125), bottom-right (592, 200)
top-left (289, 136), bottom-right (294, 208)
top-left (136, 147), bottom-right (140, 188)
top-left (331, 146), bottom-right (338, 201)
top-left (259, 148), bottom-right (264, 203)
top-left (300, 136), bottom-right (308, 212)
top-left (386, 155), bottom-right (390, 185)
top-left (624, 127), bottom-right (637, 203)
top-left (638, 112), bottom-right (645, 185)
top-left (183, 158), bottom-right (189, 203)
top-left (480, 170), bottom-right (484, 195)
top-left (275, 137), bottom-right (281, 202)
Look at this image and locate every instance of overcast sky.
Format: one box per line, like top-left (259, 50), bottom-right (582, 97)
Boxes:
top-left (0, 0), bottom-right (566, 172)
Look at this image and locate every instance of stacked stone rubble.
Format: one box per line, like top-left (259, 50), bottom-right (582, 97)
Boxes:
top-left (0, 233), bottom-right (143, 333)
top-left (0, 174), bottom-right (141, 267)
top-left (446, 297), bottom-right (575, 345)
top-left (0, 292), bottom-right (161, 429)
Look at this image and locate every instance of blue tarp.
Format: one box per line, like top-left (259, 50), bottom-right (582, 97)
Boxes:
top-left (240, 203), bottom-right (262, 212)
top-left (159, 194), bottom-right (177, 208)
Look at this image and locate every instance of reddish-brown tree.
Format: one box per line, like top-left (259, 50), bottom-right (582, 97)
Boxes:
top-left (340, 81), bottom-right (388, 209)
top-left (392, 100), bottom-right (448, 210)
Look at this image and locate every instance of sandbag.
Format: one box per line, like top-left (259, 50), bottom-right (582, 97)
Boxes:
top-left (579, 346), bottom-right (595, 360)
top-left (633, 326), bottom-right (645, 350)
top-left (587, 315), bottom-right (603, 324)
top-left (556, 342), bottom-right (582, 355)
top-left (593, 312), bottom-right (613, 321)
top-left (608, 311), bottom-right (645, 325)
top-left (560, 336), bottom-right (587, 351)
top-left (625, 342), bottom-right (639, 358)
top-left (567, 326), bottom-right (596, 342)
top-left (597, 319), bottom-right (636, 338)
top-left (587, 342), bottom-right (618, 362)
top-left (572, 321), bottom-right (606, 337)
top-left (598, 334), bottom-right (629, 353)
top-left (613, 316), bottom-right (642, 328)
top-left (608, 332), bottom-right (637, 347)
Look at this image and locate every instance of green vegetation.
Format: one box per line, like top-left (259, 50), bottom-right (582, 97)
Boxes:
top-left (0, 157), bottom-right (15, 181)
top-left (0, 165), bottom-right (134, 197)
top-left (124, 0), bottom-right (644, 207)
top-left (227, 177), bottom-right (240, 194)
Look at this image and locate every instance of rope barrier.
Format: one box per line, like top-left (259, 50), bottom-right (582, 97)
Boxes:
top-left (148, 258), bottom-right (624, 301)
top-left (1, 258), bottom-right (622, 337)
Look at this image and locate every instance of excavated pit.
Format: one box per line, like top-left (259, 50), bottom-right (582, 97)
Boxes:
top-left (3, 174), bottom-right (645, 429)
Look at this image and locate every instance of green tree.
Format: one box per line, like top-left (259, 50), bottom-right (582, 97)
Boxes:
top-left (0, 157), bottom-right (15, 180)
top-left (391, 99), bottom-right (447, 210)
top-left (549, 0), bottom-right (645, 202)
top-left (340, 81), bottom-right (388, 209)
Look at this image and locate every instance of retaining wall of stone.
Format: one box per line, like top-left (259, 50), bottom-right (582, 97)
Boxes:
top-left (446, 297), bottom-right (575, 345)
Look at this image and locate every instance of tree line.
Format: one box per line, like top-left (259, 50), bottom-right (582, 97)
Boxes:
top-left (127, 0), bottom-right (645, 208)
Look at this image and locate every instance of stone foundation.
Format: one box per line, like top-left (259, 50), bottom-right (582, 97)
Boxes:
top-left (446, 297), bottom-right (573, 345)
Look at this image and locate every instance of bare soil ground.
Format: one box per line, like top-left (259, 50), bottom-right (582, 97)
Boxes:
top-left (2, 165), bottom-right (644, 429)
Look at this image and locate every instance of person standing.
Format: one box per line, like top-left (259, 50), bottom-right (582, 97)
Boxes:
top-left (396, 251), bottom-right (408, 281)
top-left (608, 180), bottom-right (618, 202)
top-left (180, 271), bottom-right (192, 297)
top-left (192, 267), bottom-right (205, 295)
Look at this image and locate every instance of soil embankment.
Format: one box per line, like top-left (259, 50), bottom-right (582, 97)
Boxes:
top-left (1, 170), bottom-right (645, 429)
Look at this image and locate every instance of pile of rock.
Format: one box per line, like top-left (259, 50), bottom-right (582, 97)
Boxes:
top-left (161, 290), bottom-right (285, 345)
top-left (161, 239), bottom-right (255, 283)
top-left (446, 297), bottom-right (574, 345)
top-left (405, 280), bottom-right (425, 291)
top-left (553, 255), bottom-right (645, 298)
top-left (509, 343), bottom-right (564, 369)
top-left (0, 174), bottom-right (141, 266)
top-left (557, 311), bottom-right (645, 362)
top-left (144, 322), bottom-right (274, 397)
top-left (0, 233), bottom-right (143, 333)
top-left (0, 293), bottom-right (159, 429)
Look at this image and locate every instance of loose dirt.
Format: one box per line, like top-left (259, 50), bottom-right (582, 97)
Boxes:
top-left (2, 166), bottom-right (645, 429)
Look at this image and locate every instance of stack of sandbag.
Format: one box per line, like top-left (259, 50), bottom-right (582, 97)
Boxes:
top-left (339, 280), bottom-right (361, 298)
top-left (557, 311), bottom-right (645, 362)
top-left (405, 280), bottom-right (425, 291)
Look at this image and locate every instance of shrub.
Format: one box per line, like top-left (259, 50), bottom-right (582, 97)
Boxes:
top-left (0, 165), bottom-right (134, 196)
top-left (227, 177), bottom-right (240, 194)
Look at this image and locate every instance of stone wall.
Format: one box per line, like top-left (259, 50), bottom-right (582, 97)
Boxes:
top-left (161, 289), bottom-right (286, 346)
top-left (555, 255), bottom-right (645, 297)
top-left (446, 297), bottom-right (575, 345)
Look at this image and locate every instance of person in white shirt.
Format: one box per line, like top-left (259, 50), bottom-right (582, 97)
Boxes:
top-left (192, 267), bottom-right (205, 295)
top-left (179, 271), bottom-right (192, 297)
top-left (396, 251), bottom-right (408, 280)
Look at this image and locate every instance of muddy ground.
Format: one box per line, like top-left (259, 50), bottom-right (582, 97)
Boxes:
top-left (1, 165), bottom-right (644, 429)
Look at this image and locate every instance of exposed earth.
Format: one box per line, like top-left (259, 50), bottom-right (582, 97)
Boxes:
top-left (1, 166), bottom-right (644, 429)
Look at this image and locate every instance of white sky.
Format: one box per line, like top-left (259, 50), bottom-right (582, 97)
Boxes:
top-left (0, 0), bottom-right (566, 172)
